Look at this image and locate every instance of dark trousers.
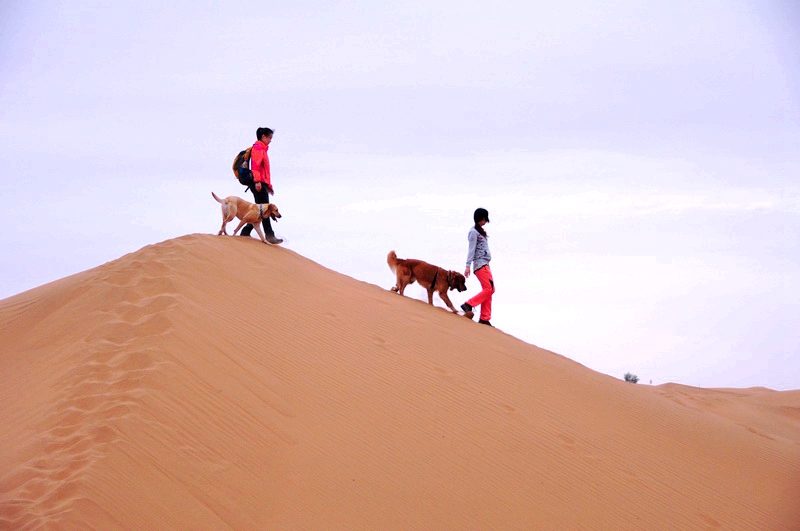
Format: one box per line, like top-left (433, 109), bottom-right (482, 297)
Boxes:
top-left (241, 185), bottom-right (274, 237)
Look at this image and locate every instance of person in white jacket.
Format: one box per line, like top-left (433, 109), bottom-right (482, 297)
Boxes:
top-left (461, 208), bottom-right (494, 326)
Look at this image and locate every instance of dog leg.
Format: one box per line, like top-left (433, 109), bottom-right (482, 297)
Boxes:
top-left (234, 215), bottom-right (256, 236)
top-left (439, 291), bottom-right (459, 313)
top-left (397, 281), bottom-right (408, 296)
top-left (391, 272), bottom-right (403, 293)
top-left (253, 224), bottom-right (268, 244)
top-left (218, 207), bottom-right (230, 235)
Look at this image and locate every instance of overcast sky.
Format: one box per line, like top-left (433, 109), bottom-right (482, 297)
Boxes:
top-left (2, 0), bottom-right (799, 389)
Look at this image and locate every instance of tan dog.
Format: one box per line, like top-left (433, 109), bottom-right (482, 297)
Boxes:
top-left (387, 250), bottom-right (468, 313)
top-left (211, 192), bottom-right (281, 243)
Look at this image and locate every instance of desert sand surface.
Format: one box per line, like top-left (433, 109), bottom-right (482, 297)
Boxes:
top-left (1, 234), bottom-right (798, 529)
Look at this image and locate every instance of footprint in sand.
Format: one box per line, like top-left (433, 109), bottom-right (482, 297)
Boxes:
top-left (497, 403), bottom-right (516, 413)
top-left (698, 512), bottom-right (721, 528)
top-left (557, 433), bottom-right (577, 447)
top-left (0, 287), bottom-right (172, 528)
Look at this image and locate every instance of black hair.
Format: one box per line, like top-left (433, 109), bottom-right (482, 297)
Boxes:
top-left (473, 207), bottom-right (489, 237)
top-left (256, 127), bottom-right (274, 140)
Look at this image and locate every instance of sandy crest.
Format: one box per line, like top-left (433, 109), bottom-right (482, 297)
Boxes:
top-left (1, 234), bottom-right (798, 529)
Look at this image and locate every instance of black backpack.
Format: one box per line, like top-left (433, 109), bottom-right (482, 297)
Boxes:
top-left (232, 147), bottom-right (254, 190)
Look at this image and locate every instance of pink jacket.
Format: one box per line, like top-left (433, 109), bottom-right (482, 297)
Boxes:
top-left (251, 140), bottom-right (271, 188)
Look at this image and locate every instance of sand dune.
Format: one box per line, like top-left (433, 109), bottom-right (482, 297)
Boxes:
top-left (1, 234), bottom-right (798, 529)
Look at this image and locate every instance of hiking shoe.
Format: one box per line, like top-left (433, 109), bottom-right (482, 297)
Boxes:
top-left (478, 319), bottom-right (492, 326)
top-left (266, 235), bottom-right (284, 245)
top-left (461, 303), bottom-right (474, 319)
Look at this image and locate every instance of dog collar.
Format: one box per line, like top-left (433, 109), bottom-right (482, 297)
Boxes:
top-left (259, 204), bottom-right (264, 219)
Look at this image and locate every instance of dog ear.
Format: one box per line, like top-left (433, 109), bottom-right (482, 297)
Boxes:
top-left (446, 271), bottom-right (454, 288)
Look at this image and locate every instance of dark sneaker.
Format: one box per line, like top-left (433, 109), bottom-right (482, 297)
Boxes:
top-left (266, 235), bottom-right (284, 245)
top-left (478, 320), bottom-right (492, 326)
top-left (461, 303), bottom-right (474, 319)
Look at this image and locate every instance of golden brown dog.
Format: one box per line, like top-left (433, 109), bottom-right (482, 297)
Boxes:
top-left (387, 250), bottom-right (468, 313)
top-left (211, 192), bottom-right (281, 243)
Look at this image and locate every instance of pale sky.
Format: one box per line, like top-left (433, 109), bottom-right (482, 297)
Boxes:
top-left (2, 1), bottom-right (799, 389)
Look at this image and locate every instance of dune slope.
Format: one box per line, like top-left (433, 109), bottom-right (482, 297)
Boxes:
top-left (1, 234), bottom-right (799, 529)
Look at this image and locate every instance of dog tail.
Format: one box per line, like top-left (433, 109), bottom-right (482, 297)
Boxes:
top-left (211, 191), bottom-right (224, 203)
top-left (387, 250), bottom-right (398, 273)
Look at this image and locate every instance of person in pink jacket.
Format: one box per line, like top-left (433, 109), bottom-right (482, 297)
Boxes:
top-left (241, 127), bottom-right (282, 244)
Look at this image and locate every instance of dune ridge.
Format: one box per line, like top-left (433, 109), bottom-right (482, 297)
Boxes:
top-left (1, 234), bottom-right (798, 529)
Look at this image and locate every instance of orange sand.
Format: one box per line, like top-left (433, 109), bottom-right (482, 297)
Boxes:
top-left (1, 234), bottom-right (798, 529)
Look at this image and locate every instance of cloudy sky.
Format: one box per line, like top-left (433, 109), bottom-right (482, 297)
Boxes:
top-left (2, 0), bottom-right (799, 389)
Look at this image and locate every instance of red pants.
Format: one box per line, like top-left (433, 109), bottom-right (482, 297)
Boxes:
top-left (467, 265), bottom-right (494, 321)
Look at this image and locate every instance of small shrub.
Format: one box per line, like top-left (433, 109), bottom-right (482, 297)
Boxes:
top-left (624, 372), bottom-right (639, 384)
